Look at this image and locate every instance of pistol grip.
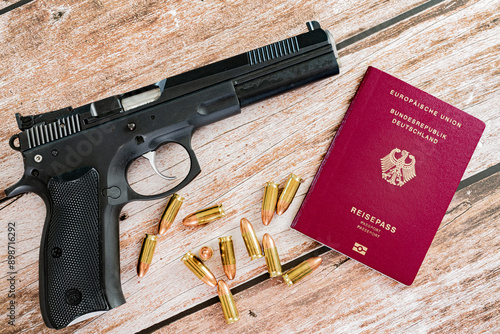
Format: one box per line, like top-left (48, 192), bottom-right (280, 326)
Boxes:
top-left (39, 167), bottom-right (125, 329)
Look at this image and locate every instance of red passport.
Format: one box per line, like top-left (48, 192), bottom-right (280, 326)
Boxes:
top-left (291, 66), bottom-right (485, 285)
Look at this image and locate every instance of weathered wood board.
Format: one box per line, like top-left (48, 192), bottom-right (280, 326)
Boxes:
top-left (0, 0), bottom-right (498, 333)
top-left (0, 1), bottom-right (22, 11)
top-left (164, 171), bottom-right (500, 333)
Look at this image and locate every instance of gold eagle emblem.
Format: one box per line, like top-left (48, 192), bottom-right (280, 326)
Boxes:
top-left (381, 148), bottom-right (416, 187)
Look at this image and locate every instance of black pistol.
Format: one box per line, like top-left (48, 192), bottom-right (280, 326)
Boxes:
top-left (1, 21), bottom-right (340, 329)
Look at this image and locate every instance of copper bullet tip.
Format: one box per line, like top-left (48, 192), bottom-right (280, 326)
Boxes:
top-left (261, 210), bottom-right (274, 226)
top-left (224, 264), bottom-right (236, 280)
top-left (306, 257), bottom-right (323, 270)
top-left (182, 214), bottom-right (198, 226)
top-left (262, 233), bottom-right (276, 249)
top-left (240, 218), bottom-right (251, 232)
top-left (217, 280), bottom-right (231, 296)
top-left (199, 246), bottom-right (213, 261)
top-left (137, 262), bottom-right (150, 278)
top-left (275, 202), bottom-right (287, 215)
top-left (202, 273), bottom-right (218, 287)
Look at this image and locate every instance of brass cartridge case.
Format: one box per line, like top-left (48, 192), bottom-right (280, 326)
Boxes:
top-left (282, 257), bottom-right (322, 286)
top-left (183, 203), bottom-right (225, 226)
top-left (276, 173), bottom-right (303, 215)
top-left (181, 251), bottom-right (217, 287)
top-left (199, 246), bottom-right (213, 261)
top-left (262, 233), bottom-right (282, 277)
top-left (219, 236), bottom-right (236, 280)
top-left (158, 193), bottom-right (184, 234)
top-left (240, 218), bottom-right (263, 260)
top-left (261, 182), bottom-right (279, 225)
top-left (137, 234), bottom-right (158, 277)
top-left (217, 280), bottom-right (239, 324)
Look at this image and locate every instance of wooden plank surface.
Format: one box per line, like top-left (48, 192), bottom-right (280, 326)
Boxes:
top-left (0, 0), bottom-right (498, 333)
top-left (164, 169), bottom-right (500, 333)
top-left (0, 1), bottom-right (21, 11)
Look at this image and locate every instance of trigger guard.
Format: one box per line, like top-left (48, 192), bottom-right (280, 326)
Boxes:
top-left (127, 142), bottom-right (201, 202)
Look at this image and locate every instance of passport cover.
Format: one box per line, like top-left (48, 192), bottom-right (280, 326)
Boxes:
top-left (291, 66), bottom-right (485, 285)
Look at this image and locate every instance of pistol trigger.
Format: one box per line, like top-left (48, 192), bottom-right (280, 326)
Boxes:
top-left (142, 151), bottom-right (176, 181)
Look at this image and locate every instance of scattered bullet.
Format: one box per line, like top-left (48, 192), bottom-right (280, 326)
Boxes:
top-left (137, 234), bottom-right (158, 278)
top-left (217, 280), bottom-right (239, 324)
top-left (183, 203), bottom-right (225, 226)
top-left (219, 236), bottom-right (236, 280)
top-left (276, 173), bottom-right (303, 215)
top-left (262, 233), bottom-right (282, 277)
top-left (158, 193), bottom-right (184, 234)
top-left (282, 257), bottom-right (322, 286)
top-left (199, 246), bottom-right (214, 261)
top-left (181, 251), bottom-right (217, 287)
top-left (262, 182), bottom-right (279, 225)
top-left (240, 218), bottom-right (263, 260)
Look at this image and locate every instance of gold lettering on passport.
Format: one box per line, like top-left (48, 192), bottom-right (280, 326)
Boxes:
top-left (389, 90), bottom-right (462, 128)
top-left (390, 108), bottom-right (448, 144)
top-left (381, 148), bottom-right (416, 187)
top-left (389, 89), bottom-right (439, 117)
top-left (351, 206), bottom-right (396, 234)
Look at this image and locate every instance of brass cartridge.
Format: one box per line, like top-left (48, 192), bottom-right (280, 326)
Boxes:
top-left (261, 182), bottom-right (279, 225)
top-left (276, 173), bottom-right (303, 215)
top-left (219, 236), bottom-right (236, 280)
top-left (137, 234), bottom-right (158, 277)
top-left (262, 233), bottom-right (282, 277)
top-left (217, 280), bottom-right (239, 324)
top-left (158, 193), bottom-right (184, 234)
top-left (240, 218), bottom-right (263, 260)
top-left (199, 246), bottom-right (214, 261)
top-left (181, 251), bottom-right (217, 287)
top-left (183, 203), bottom-right (225, 226)
top-left (282, 257), bottom-right (322, 286)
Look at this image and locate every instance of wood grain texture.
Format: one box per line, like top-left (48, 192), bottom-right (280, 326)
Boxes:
top-left (160, 169), bottom-right (500, 333)
top-left (0, 0), bottom-right (19, 11)
top-left (0, 0), bottom-right (498, 333)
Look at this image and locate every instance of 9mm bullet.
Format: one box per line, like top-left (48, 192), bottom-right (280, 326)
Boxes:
top-left (240, 218), bottom-right (263, 260)
top-left (183, 203), bottom-right (225, 226)
top-left (158, 193), bottom-right (184, 234)
top-left (217, 280), bottom-right (239, 324)
top-left (262, 182), bottom-right (279, 225)
top-left (199, 246), bottom-right (214, 261)
top-left (276, 173), bottom-right (303, 215)
top-left (219, 236), bottom-right (236, 280)
top-left (137, 234), bottom-right (158, 278)
top-left (282, 257), bottom-right (322, 286)
top-left (181, 251), bottom-right (218, 287)
top-left (262, 233), bottom-right (282, 277)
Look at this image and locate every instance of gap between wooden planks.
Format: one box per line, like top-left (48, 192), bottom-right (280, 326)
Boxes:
top-left (144, 162), bottom-right (500, 333)
top-left (161, 167), bottom-right (500, 333)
